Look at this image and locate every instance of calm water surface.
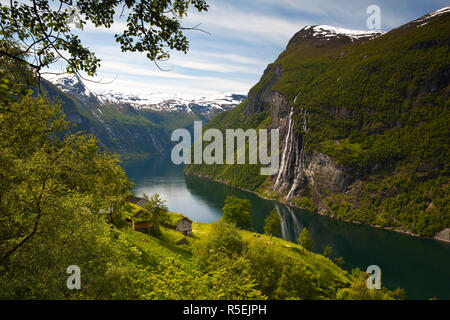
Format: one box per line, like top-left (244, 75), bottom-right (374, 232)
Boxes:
top-left (122, 156), bottom-right (450, 300)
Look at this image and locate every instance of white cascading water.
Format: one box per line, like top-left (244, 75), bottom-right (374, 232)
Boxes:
top-left (274, 107), bottom-right (294, 189)
top-left (286, 107), bottom-right (309, 199)
top-left (274, 104), bottom-right (309, 199)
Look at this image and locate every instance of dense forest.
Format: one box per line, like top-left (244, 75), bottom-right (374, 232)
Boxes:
top-left (0, 0), bottom-right (405, 300)
top-left (186, 9), bottom-right (450, 239)
top-left (0, 76), bottom-right (404, 299)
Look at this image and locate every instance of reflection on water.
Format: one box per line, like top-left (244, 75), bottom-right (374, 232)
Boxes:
top-left (122, 156), bottom-right (450, 300)
top-left (275, 203), bottom-right (303, 241)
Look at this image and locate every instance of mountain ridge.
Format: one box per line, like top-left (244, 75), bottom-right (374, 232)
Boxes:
top-left (44, 73), bottom-right (245, 116)
top-left (41, 74), bottom-right (245, 159)
top-left (185, 7), bottom-right (450, 240)
top-left (290, 25), bottom-right (384, 43)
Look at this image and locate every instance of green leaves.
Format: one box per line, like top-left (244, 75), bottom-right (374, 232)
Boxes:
top-left (264, 208), bottom-right (281, 239)
top-left (0, 0), bottom-right (208, 76)
top-left (0, 78), bottom-right (33, 107)
top-left (0, 91), bottom-right (133, 299)
top-left (222, 195), bottom-right (253, 230)
top-left (297, 227), bottom-right (313, 251)
top-left (141, 193), bottom-right (170, 234)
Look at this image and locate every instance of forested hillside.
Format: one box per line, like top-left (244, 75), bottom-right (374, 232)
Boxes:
top-left (0, 0), bottom-right (445, 301)
top-left (41, 77), bottom-right (244, 160)
top-left (185, 8), bottom-right (450, 239)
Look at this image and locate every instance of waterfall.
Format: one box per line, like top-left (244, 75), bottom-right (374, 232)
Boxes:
top-left (274, 107), bottom-right (294, 189)
top-left (286, 107), bottom-right (309, 199)
top-left (274, 102), bottom-right (310, 200)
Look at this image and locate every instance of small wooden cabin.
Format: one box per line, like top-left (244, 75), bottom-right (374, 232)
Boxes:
top-left (131, 209), bottom-right (153, 234)
top-left (128, 196), bottom-right (149, 208)
top-left (132, 221), bottom-right (152, 234)
top-left (175, 217), bottom-right (193, 236)
top-left (127, 196), bottom-right (193, 236)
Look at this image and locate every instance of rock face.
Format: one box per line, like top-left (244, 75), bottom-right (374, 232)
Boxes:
top-left (303, 151), bottom-right (351, 197)
top-left (244, 64), bottom-right (285, 115)
top-left (244, 53), bottom-right (352, 209)
top-left (263, 86), bottom-right (351, 209)
top-left (434, 228), bottom-right (450, 242)
top-left (186, 7), bottom-right (450, 238)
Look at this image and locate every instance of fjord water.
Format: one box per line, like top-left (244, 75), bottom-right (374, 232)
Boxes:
top-left (122, 156), bottom-right (450, 300)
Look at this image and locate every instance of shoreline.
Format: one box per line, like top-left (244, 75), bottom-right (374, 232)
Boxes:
top-left (184, 172), bottom-right (450, 244)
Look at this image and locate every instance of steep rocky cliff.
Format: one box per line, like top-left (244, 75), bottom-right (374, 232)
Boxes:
top-left (185, 8), bottom-right (450, 239)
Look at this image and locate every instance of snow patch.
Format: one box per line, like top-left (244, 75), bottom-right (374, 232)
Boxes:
top-left (96, 90), bottom-right (245, 112)
top-left (43, 73), bottom-right (92, 97)
top-left (415, 6), bottom-right (450, 27)
top-left (43, 74), bottom-right (245, 114)
top-left (307, 25), bottom-right (384, 40)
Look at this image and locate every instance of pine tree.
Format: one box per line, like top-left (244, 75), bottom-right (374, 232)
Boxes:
top-left (264, 209), bottom-right (281, 240)
top-left (297, 227), bottom-right (313, 251)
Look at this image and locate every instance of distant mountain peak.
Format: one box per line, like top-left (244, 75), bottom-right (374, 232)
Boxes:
top-left (44, 73), bottom-right (93, 97)
top-left (97, 90), bottom-right (246, 113)
top-left (43, 74), bottom-right (246, 117)
top-left (298, 25), bottom-right (384, 41)
top-left (413, 6), bottom-right (450, 27)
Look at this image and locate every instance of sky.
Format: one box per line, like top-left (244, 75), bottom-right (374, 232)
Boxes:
top-left (43, 0), bottom-right (449, 97)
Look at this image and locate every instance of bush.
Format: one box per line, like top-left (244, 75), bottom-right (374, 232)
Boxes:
top-left (264, 209), bottom-right (281, 240)
top-left (222, 196), bottom-right (253, 230)
top-left (294, 196), bottom-right (317, 211)
top-left (297, 227), bottom-right (313, 251)
top-left (194, 221), bottom-right (246, 270)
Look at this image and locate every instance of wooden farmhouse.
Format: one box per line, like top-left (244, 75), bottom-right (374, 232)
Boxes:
top-left (175, 217), bottom-right (193, 236)
top-left (128, 196), bottom-right (149, 208)
top-left (132, 220), bottom-right (152, 234)
top-left (127, 196), bottom-right (193, 236)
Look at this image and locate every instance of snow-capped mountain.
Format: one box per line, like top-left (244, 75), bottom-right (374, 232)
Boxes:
top-left (44, 73), bottom-right (245, 117)
top-left (305, 25), bottom-right (383, 40)
top-left (41, 73), bottom-right (246, 158)
top-left (411, 6), bottom-right (450, 27)
top-left (285, 24), bottom-right (385, 51)
top-left (44, 73), bottom-right (95, 98)
top-left (97, 90), bottom-right (246, 114)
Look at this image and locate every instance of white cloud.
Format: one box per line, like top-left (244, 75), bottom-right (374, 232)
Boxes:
top-left (82, 20), bottom-right (128, 34)
top-left (85, 75), bottom-right (252, 97)
top-left (165, 57), bottom-right (260, 74)
top-left (47, 60), bottom-right (254, 96)
top-left (92, 44), bottom-right (263, 75)
top-left (184, 3), bottom-right (312, 45)
top-left (188, 51), bottom-right (267, 66)
top-left (98, 60), bottom-right (205, 80)
top-left (257, 0), bottom-right (330, 16)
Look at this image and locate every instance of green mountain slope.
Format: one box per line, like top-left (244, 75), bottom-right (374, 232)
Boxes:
top-left (117, 207), bottom-right (402, 300)
top-left (185, 9), bottom-right (450, 238)
top-left (41, 79), bottom-right (174, 159)
top-left (40, 79), bottom-right (231, 160)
